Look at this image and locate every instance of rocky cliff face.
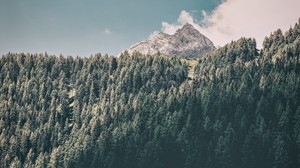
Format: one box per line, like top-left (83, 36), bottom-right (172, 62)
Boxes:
top-left (126, 23), bottom-right (215, 58)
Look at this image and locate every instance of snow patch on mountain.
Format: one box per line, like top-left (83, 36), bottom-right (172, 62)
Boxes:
top-left (125, 23), bottom-right (215, 58)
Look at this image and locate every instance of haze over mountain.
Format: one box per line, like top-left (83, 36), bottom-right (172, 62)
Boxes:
top-left (126, 23), bottom-right (215, 58)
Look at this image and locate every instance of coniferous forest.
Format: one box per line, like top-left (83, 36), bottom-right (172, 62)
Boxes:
top-left (0, 21), bottom-right (300, 168)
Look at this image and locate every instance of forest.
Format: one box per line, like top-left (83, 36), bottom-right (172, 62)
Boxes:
top-left (0, 20), bottom-right (299, 168)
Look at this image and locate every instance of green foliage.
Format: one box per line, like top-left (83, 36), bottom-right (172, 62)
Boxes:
top-left (0, 19), bottom-right (300, 168)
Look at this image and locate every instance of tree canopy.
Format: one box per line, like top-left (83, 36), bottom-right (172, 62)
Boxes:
top-left (0, 20), bottom-right (300, 168)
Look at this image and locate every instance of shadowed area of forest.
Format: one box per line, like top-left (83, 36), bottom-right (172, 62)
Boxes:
top-left (0, 20), bottom-right (300, 168)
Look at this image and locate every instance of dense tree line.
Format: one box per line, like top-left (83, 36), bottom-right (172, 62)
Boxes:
top-left (0, 20), bottom-right (299, 167)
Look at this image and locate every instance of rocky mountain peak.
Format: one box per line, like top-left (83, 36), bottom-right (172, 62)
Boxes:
top-left (125, 23), bottom-right (215, 58)
top-left (176, 23), bottom-right (197, 34)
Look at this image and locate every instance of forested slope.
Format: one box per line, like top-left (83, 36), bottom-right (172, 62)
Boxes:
top-left (0, 20), bottom-right (299, 168)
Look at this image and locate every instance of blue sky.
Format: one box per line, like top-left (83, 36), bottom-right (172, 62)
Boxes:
top-left (0, 0), bottom-right (221, 56)
top-left (1, 0), bottom-right (299, 56)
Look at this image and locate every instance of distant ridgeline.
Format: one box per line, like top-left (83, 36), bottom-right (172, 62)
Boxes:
top-left (0, 19), bottom-right (300, 168)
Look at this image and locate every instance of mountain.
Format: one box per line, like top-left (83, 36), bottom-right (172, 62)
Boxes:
top-left (126, 23), bottom-right (215, 58)
top-left (1, 20), bottom-right (300, 168)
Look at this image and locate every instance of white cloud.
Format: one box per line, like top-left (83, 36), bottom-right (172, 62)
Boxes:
top-left (103, 28), bottom-right (112, 35)
top-left (160, 0), bottom-right (300, 48)
top-left (161, 11), bottom-right (197, 35)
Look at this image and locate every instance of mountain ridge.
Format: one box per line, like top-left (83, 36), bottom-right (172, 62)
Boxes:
top-left (125, 23), bottom-right (215, 58)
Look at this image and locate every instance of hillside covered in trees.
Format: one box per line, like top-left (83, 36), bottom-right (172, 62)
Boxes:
top-left (0, 20), bottom-right (300, 168)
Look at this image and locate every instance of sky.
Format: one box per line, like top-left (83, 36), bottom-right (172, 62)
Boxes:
top-left (0, 0), bottom-right (299, 56)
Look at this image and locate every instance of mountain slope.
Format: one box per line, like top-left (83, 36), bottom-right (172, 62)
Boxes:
top-left (126, 23), bottom-right (215, 58)
top-left (0, 20), bottom-right (300, 168)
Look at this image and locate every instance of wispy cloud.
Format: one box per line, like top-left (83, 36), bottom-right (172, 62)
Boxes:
top-left (159, 0), bottom-right (300, 48)
top-left (103, 28), bottom-right (112, 35)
